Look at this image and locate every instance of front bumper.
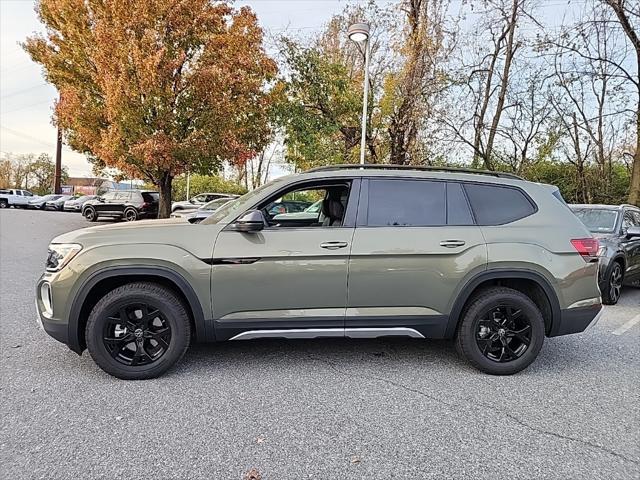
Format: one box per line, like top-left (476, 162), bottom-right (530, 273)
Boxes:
top-left (35, 278), bottom-right (78, 352)
top-left (549, 303), bottom-right (603, 337)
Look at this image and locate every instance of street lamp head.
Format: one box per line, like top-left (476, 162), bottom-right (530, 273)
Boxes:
top-left (348, 23), bottom-right (370, 43)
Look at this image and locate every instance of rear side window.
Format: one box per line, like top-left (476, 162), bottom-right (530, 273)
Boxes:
top-left (446, 183), bottom-right (474, 225)
top-left (142, 192), bottom-right (159, 203)
top-left (463, 184), bottom-right (535, 225)
top-left (367, 179), bottom-right (446, 226)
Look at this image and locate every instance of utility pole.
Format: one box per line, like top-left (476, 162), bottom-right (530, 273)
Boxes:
top-left (54, 127), bottom-right (62, 194)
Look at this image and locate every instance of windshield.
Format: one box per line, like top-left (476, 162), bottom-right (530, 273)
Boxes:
top-left (201, 178), bottom-right (287, 225)
top-left (201, 198), bottom-right (233, 211)
top-left (572, 208), bottom-right (619, 233)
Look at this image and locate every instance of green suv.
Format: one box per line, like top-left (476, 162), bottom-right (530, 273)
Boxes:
top-left (36, 165), bottom-right (603, 379)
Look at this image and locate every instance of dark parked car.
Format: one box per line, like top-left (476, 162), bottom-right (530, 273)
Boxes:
top-left (45, 195), bottom-right (74, 211)
top-left (570, 204), bottom-right (640, 304)
top-left (82, 190), bottom-right (159, 222)
top-left (63, 195), bottom-right (98, 212)
top-left (28, 194), bottom-right (62, 210)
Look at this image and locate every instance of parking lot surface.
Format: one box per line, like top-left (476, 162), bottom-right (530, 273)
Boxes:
top-left (1, 208), bottom-right (639, 479)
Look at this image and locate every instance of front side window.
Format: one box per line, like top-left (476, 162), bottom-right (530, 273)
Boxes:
top-left (263, 183), bottom-right (351, 228)
top-left (464, 184), bottom-right (536, 225)
top-left (367, 179), bottom-right (446, 227)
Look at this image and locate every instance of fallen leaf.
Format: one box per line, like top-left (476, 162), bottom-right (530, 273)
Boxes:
top-left (243, 467), bottom-right (262, 480)
top-left (351, 456), bottom-right (361, 464)
top-left (256, 436), bottom-right (265, 444)
top-left (11, 344), bottom-right (21, 348)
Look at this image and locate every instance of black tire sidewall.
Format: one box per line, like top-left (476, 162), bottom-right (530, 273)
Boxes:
top-left (457, 288), bottom-right (545, 375)
top-left (602, 261), bottom-right (622, 305)
top-left (124, 208), bottom-right (138, 221)
top-left (84, 208), bottom-right (97, 221)
top-left (86, 284), bottom-right (191, 379)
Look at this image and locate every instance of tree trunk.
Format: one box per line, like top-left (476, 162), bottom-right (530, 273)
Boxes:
top-left (157, 171), bottom-right (173, 219)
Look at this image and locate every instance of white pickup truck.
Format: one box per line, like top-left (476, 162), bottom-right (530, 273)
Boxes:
top-left (0, 189), bottom-right (36, 208)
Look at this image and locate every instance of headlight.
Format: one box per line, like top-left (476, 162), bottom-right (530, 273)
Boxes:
top-left (46, 243), bottom-right (82, 272)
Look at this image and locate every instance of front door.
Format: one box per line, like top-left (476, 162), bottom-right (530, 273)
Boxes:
top-left (346, 178), bottom-right (487, 338)
top-left (211, 179), bottom-right (358, 340)
top-left (621, 209), bottom-right (640, 282)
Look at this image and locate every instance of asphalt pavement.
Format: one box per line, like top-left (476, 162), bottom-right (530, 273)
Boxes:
top-left (1, 208), bottom-right (639, 479)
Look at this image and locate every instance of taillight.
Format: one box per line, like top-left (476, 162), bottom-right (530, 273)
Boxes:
top-left (571, 238), bottom-right (599, 262)
top-left (141, 202), bottom-right (150, 209)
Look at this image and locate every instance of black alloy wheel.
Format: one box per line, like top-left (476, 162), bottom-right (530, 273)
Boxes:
top-left (84, 208), bottom-right (97, 222)
top-left (124, 208), bottom-right (138, 222)
top-left (102, 303), bottom-right (171, 367)
top-left (475, 305), bottom-right (532, 363)
top-left (605, 262), bottom-right (623, 305)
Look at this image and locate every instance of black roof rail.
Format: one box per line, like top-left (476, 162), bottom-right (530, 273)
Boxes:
top-left (306, 164), bottom-right (524, 180)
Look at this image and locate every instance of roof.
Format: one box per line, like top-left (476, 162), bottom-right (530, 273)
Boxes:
top-left (295, 164), bottom-right (530, 187)
top-left (570, 204), bottom-right (637, 210)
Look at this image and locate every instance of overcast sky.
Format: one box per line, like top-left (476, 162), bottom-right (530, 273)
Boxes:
top-left (1, 0), bottom-right (570, 178)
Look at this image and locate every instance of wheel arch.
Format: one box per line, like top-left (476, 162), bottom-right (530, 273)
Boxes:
top-left (446, 269), bottom-right (561, 338)
top-left (68, 266), bottom-right (209, 354)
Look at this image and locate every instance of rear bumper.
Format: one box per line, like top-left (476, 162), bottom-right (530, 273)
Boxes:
top-left (549, 304), bottom-right (603, 337)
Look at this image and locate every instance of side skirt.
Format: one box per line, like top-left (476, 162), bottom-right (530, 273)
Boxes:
top-left (227, 327), bottom-right (425, 341)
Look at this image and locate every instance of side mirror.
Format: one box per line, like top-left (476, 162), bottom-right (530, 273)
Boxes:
top-left (626, 226), bottom-right (640, 238)
top-left (232, 210), bottom-right (265, 233)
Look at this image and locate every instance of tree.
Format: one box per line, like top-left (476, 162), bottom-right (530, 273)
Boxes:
top-left (24, 0), bottom-right (276, 217)
top-left (28, 153), bottom-right (69, 195)
top-left (603, 0), bottom-right (639, 205)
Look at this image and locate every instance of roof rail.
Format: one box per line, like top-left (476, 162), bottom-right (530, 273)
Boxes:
top-left (306, 164), bottom-right (524, 180)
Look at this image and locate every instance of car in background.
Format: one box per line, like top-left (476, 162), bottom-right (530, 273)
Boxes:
top-left (82, 190), bottom-right (159, 222)
top-left (28, 194), bottom-right (63, 210)
top-left (171, 197), bottom-right (236, 223)
top-left (570, 204), bottom-right (640, 304)
top-left (63, 195), bottom-right (98, 212)
top-left (171, 192), bottom-right (238, 212)
top-left (273, 199), bottom-right (323, 222)
top-left (266, 200), bottom-right (312, 216)
top-left (0, 189), bottom-right (36, 208)
top-left (45, 195), bottom-right (74, 211)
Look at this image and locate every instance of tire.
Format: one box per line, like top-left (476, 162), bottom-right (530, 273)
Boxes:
top-left (86, 282), bottom-right (191, 380)
top-left (0, 200), bottom-right (7, 208)
top-left (455, 287), bottom-right (545, 375)
top-left (123, 208), bottom-right (138, 222)
top-left (84, 207), bottom-right (97, 222)
top-left (602, 261), bottom-right (623, 305)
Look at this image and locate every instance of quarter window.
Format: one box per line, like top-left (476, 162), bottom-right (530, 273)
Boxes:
top-left (367, 179), bottom-right (446, 226)
top-left (463, 184), bottom-right (535, 225)
top-left (446, 183), bottom-right (474, 225)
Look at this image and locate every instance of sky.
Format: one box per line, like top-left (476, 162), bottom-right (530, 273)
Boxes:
top-left (0, 0), bottom-right (572, 179)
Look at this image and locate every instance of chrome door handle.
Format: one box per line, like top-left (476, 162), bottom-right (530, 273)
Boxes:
top-left (440, 240), bottom-right (466, 248)
top-left (320, 241), bottom-right (348, 250)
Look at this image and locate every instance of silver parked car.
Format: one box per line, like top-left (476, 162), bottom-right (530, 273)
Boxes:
top-left (63, 195), bottom-right (98, 212)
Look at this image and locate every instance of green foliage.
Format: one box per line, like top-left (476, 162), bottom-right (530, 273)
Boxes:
top-left (171, 174), bottom-right (246, 201)
top-left (0, 153), bottom-right (68, 195)
top-left (273, 39), bottom-right (362, 170)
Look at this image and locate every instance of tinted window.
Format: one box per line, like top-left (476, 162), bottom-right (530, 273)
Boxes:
top-left (101, 192), bottom-right (117, 201)
top-left (447, 183), bottom-right (474, 225)
top-left (464, 184), bottom-right (535, 225)
top-left (622, 210), bottom-right (639, 229)
top-left (368, 179), bottom-right (446, 226)
top-left (142, 192), bottom-right (159, 203)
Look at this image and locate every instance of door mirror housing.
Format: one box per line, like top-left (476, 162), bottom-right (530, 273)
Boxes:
top-left (232, 210), bottom-right (265, 233)
top-left (626, 226), bottom-right (640, 238)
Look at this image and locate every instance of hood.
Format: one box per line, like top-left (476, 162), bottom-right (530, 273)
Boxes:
top-left (51, 218), bottom-right (224, 260)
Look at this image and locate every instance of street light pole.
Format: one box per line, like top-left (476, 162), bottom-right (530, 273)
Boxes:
top-left (348, 23), bottom-right (371, 165)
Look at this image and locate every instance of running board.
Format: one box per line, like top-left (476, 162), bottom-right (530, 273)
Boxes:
top-left (228, 327), bottom-right (424, 341)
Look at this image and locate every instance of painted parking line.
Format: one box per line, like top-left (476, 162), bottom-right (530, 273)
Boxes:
top-left (612, 313), bottom-right (640, 336)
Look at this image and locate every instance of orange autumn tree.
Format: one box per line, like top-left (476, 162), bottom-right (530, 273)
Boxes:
top-left (24, 0), bottom-right (276, 217)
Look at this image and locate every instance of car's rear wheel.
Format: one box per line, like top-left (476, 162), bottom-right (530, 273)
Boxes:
top-left (86, 282), bottom-right (191, 380)
top-left (84, 207), bottom-right (97, 222)
top-left (455, 287), bottom-right (545, 375)
top-left (124, 208), bottom-right (138, 222)
top-left (602, 262), bottom-right (623, 305)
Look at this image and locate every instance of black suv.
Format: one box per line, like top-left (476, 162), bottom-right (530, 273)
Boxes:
top-left (570, 204), bottom-right (640, 304)
top-left (82, 190), bottom-right (159, 222)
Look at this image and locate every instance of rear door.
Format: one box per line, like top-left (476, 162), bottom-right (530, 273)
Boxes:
top-left (346, 178), bottom-right (487, 338)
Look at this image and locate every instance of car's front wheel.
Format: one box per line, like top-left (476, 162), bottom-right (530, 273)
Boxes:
top-left (86, 282), bottom-right (191, 380)
top-left (455, 287), bottom-right (545, 375)
top-left (602, 261), bottom-right (623, 305)
top-left (83, 207), bottom-right (97, 222)
top-left (123, 207), bottom-right (138, 222)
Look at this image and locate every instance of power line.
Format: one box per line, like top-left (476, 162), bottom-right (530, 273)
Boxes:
top-left (0, 83), bottom-right (49, 100)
